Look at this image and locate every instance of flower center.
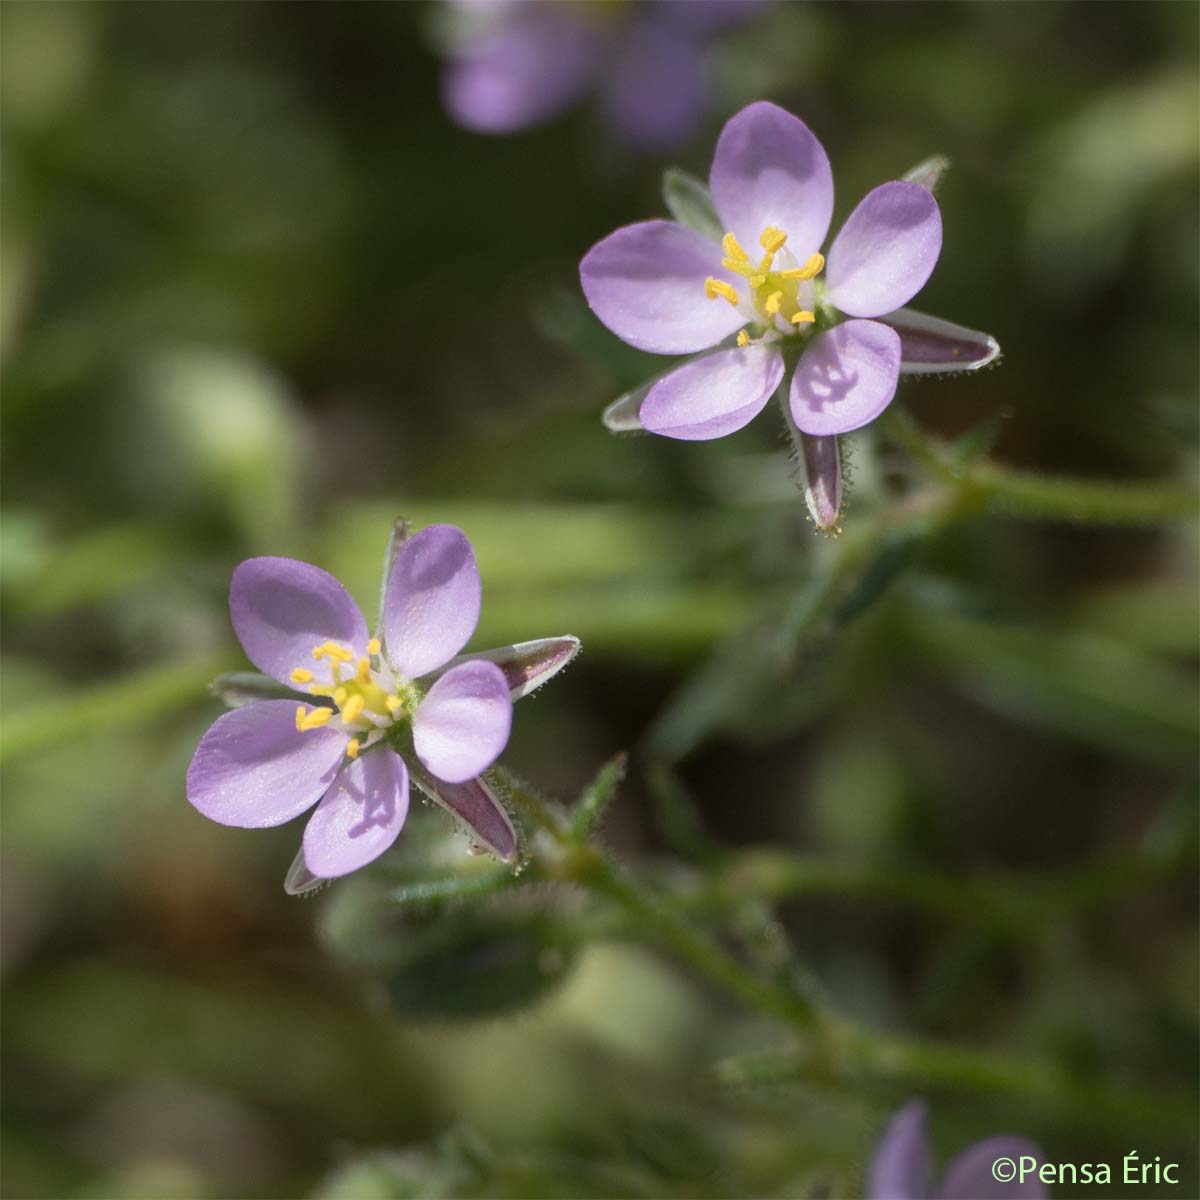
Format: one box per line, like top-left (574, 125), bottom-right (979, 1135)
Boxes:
top-left (289, 638), bottom-right (407, 760)
top-left (703, 226), bottom-right (824, 345)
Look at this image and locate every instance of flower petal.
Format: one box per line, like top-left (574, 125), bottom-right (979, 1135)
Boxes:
top-left (409, 763), bottom-right (518, 863)
top-left (438, 636), bottom-right (582, 701)
top-left (230, 557), bottom-right (368, 687)
top-left (641, 344), bottom-right (784, 441)
top-left (936, 1137), bottom-right (1049, 1200)
top-left (302, 748), bottom-right (409, 879)
top-left (412, 660), bottom-right (513, 784)
top-left (598, 22), bottom-right (704, 152)
top-left (441, 6), bottom-right (601, 133)
top-left (186, 700), bottom-right (346, 829)
top-left (382, 524), bottom-right (481, 680)
top-left (825, 181), bottom-right (942, 318)
top-left (580, 220), bottom-right (744, 355)
top-left (881, 307), bottom-right (1002, 375)
top-left (867, 1100), bottom-right (932, 1200)
top-left (709, 101), bottom-right (834, 260)
top-left (789, 319), bottom-right (901, 436)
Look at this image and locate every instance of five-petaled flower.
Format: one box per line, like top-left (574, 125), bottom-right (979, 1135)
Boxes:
top-left (441, 0), bottom-right (769, 152)
top-left (187, 523), bottom-right (579, 888)
top-left (580, 101), bottom-right (999, 527)
top-left (869, 1099), bottom-right (1047, 1200)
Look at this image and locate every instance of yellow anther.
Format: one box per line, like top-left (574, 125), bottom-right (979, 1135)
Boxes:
top-left (297, 706), bottom-right (333, 731)
top-left (342, 694), bottom-right (365, 723)
top-left (764, 291), bottom-right (783, 316)
top-left (704, 277), bottom-right (740, 306)
top-left (749, 274), bottom-right (766, 289)
top-left (333, 686), bottom-right (347, 706)
top-left (357, 657), bottom-right (372, 684)
top-left (790, 310), bottom-right (816, 325)
top-left (736, 330), bottom-right (750, 348)
top-left (759, 226), bottom-right (788, 255)
top-left (385, 694), bottom-right (403, 714)
top-left (780, 253), bottom-right (825, 281)
top-left (722, 232), bottom-right (749, 263)
top-left (312, 641), bottom-right (354, 663)
top-left (295, 706), bottom-right (306, 731)
top-left (346, 738), bottom-right (360, 760)
top-left (367, 638), bottom-right (381, 656)
top-left (290, 668), bottom-right (314, 685)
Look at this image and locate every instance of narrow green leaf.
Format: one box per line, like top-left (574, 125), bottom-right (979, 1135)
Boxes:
top-left (211, 671), bottom-right (297, 709)
top-left (570, 752), bottom-right (628, 841)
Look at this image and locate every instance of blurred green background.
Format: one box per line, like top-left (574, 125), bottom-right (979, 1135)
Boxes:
top-left (2, 2), bottom-right (1197, 1197)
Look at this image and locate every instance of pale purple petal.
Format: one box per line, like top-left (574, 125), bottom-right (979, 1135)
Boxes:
top-left (186, 700), bottom-right (346, 829)
top-left (382, 524), bottom-right (481, 681)
top-left (437, 636), bottom-right (582, 701)
top-left (598, 21), bottom-right (704, 152)
top-left (825, 181), bottom-right (943, 318)
top-left (800, 433), bottom-right (842, 532)
top-left (937, 1138), bottom-right (1048, 1200)
top-left (641, 344), bottom-right (784, 440)
top-left (709, 101), bottom-right (834, 260)
top-left (868, 1101), bottom-right (932, 1200)
top-left (230, 557), bottom-right (368, 688)
top-left (882, 307), bottom-right (1002, 375)
top-left (789, 319), bottom-right (901, 436)
top-left (409, 763), bottom-right (518, 862)
top-left (580, 220), bottom-right (744, 355)
top-left (302, 749), bottom-right (409, 879)
top-left (442, 7), bottom-right (602, 133)
top-left (413, 660), bottom-right (513, 784)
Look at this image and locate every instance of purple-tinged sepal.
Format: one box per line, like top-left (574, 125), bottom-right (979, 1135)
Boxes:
top-left (800, 433), bottom-right (843, 535)
top-left (884, 307), bottom-right (1001, 376)
top-left (210, 671), bottom-right (300, 709)
top-left (284, 846), bottom-right (328, 896)
top-left (903, 154), bottom-right (951, 194)
top-left (409, 762), bottom-right (519, 864)
top-left (602, 380), bottom-right (650, 434)
top-left (441, 636), bottom-right (581, 700)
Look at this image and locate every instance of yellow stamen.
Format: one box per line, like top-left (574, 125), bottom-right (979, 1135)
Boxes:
top-left (779, 252), bottom-right (825, 281)
top-left (342, 694), bottom-right (365, 723)
top-left (333, 686), bottom-right (347, 706)
top-left (356, 657), bottom-right (372, 684)
top-left (295, 706), bottom-right (306, 731)
top-left (290, 668), bottom-right (314, 685)
top-left (749, 274), bottom-right (766, 289)
top-left (759, 226), bottom-right (788, 255)
top-left (312, 641), bottom-right (354, 663)
top-left (790, 310), bottom-right (816, 325)
top-left (764, 291), bottom-right (783, 316)
top-left (385, 694), bottom-right (403, 714)
top-left (346, 738), bottom-right (360, 760)
top-left (297, 706), bottom-right (333, 731)
top-left (367, 638), bottom-right (381, 656)
top-left (704, 277), bottom-right (740, 306)
top-left (722, 232), bottom-right (748, 263)
top-left (736, 330), bottom-right (749, 348)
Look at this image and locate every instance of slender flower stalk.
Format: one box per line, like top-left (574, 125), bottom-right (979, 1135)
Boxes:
top-left (187, 523), bottom-right (579, 889)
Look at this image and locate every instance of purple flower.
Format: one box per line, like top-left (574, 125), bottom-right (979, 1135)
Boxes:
top-left (869, 1100), bottom-right (1048, 1200)
top-left (440, 0), bottom-right (768, 152)
top-left (187, 523), bottom-right (579, 886)
top-left (580, 102), bottom-right (1000, 528)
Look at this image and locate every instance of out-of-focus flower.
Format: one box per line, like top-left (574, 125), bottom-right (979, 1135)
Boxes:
top-left (581, 101), bottom-right (999, 529)
top-left (187, 523), bottom-right (579, 886)
top-left (868, 1100), bottom-right (1048, 1200)
top-left (440, 0), bottom-right (769, 151)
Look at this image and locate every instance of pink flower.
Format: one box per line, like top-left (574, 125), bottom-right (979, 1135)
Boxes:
top-left (187, 524), bottom-right (578, 886)
top-left (581, 101), bottom-right (996, 443)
